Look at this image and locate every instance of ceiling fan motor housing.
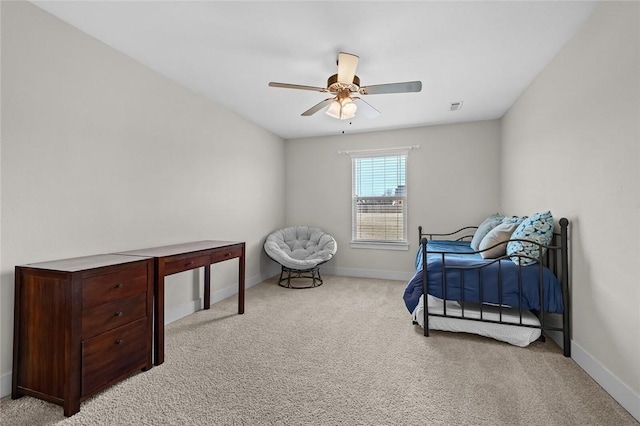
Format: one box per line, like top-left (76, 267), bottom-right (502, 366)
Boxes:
top-left (327, 74), bottom-right (360, 93)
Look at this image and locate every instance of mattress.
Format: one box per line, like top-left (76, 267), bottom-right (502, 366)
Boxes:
top-left (412, 295), bottom-right (542, 347)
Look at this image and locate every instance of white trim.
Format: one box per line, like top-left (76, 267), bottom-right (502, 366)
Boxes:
top-left (1, 372), bottom-right (11, 400)
top-left (323, 266), bottom-right (414, 282)
top-left (545, 329), bottom-right (563, 350)
top-left (571, 340), bottom-right (640, 422)
top-left (164, 299), bottom-right (203, 325)
top-left (349, 241), bottom-right (409, 251)
top-left (165, 272), bottom-right (264, 325)
top-left (338, 145), bottom-right (419, 157)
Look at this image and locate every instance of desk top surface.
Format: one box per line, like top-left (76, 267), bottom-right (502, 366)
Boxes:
top-left (115, 240), bottom-right (244, 258)
top-left (20, 254), bottom-right (152, 272)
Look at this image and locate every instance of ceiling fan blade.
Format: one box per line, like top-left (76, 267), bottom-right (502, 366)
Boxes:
top-left (337, 52), bottom-right (359, 85)
top-left (269, 82), bottom-right (328, 92)
top-left (352, 97), bottom-right (380, 119)
top-left (301, 98), bottom-right (335, 116)
top-left (359, 81), bottom-right (422, 95)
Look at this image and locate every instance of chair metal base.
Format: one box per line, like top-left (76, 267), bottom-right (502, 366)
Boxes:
top-left (278, 266), bottom-right (323, 289)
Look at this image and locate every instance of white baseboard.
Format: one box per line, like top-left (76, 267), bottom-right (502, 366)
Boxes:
top-left (1, 372), bottom-right (11, 400)
top-left (164, 299), bottom-right (203, 325)
top-left (164, 272), bottom-right (264, 325)
top-left (571, 340), bottom-right (640, 422)
top-left (324, 266), bottom-right (414, 282)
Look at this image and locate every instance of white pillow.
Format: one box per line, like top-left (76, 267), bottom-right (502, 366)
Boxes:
top-left (470, 214), bottom-right (503, 251)
top-left (478, 222), bottom-right (521, 259)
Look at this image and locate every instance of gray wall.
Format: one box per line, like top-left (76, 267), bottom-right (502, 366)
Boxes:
top-left (285, 121), bottom-right (502, 280)
top-left (501, 0), bottom-right (639, 413)
top-left (1, 1), bottom-right (284, 394)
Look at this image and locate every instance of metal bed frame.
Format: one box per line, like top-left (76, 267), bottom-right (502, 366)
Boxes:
top-left (417, 218), bottom-right (570, 357)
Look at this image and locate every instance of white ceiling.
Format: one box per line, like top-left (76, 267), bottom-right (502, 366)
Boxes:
top-left (32, 1), bottom-right (598, 140)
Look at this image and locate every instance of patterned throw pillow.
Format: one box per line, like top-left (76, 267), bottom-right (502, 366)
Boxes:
top-left (502, 215), bottom-right (527, 224)
top-left (506, 211), bottom-right (554, 266)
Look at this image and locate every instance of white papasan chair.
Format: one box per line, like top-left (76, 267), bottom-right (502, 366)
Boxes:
top-left (264, 226), bottom-right (337, 288)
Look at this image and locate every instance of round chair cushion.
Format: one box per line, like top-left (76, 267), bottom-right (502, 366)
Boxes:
top-left (264, 226), bottom-right (337, 270)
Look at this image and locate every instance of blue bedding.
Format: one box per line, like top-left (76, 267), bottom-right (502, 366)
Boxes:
top-left (403, 240), bottom-right (564, 314)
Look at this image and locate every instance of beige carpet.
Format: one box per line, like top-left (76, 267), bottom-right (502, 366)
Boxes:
top-left (1, 275), bottom-right (637, 425)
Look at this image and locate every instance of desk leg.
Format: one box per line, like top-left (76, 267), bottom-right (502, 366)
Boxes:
top-left (154, 264), bottom-right (165, 366)
top-left (204, 264), bottom-right (211, 310)
top-left (239, 249), bottom-right (245, 314)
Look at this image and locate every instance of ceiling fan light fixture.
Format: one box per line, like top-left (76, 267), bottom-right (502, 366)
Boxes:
top-left (325, 101), bottom-right (342, 119)
top-left (341, 98), bottom-right (357, 117)
top-left (325, 97), bottom-right (357, 120)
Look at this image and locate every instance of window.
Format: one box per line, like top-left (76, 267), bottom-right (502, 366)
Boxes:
top-left (351, 151), bottom-right (407, 248)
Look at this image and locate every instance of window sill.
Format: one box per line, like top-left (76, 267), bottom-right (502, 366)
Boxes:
top-left (350, 241), bottom-right (409, 251)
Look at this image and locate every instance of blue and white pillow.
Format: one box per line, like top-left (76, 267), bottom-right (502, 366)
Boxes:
top-left (506, 211), bottom-right (554, 266)
top-left (502, 215), bottom-right (527, 224)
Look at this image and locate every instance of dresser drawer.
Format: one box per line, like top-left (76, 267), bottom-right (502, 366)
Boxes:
top-left (82, 292), bottom-right (147, 340)
top-left (82, 265), bottom-right (148, 309)
top-left (163, 254), bottom-right (211, 276)
top-left (211, 246), bottom-right (243, 263)
top-left (81, 318), bottom-right (149, 397)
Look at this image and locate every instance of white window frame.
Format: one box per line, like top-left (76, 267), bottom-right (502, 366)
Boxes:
top-left (350, 148), bottom-right (409, 251)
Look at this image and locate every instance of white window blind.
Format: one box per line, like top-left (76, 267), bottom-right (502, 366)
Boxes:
top-left (351, 152), bottom-right (407, 245)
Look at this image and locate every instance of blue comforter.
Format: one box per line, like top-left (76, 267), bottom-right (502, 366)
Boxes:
top-left (403, 240), bottom-right (564, 314)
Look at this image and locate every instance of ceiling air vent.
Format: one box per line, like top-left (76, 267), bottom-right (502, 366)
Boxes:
top-left (450, 101), bottom-right (463, 111)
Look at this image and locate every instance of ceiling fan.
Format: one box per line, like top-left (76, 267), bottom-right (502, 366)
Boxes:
top-left (269, 52), bottom-right (422, 120)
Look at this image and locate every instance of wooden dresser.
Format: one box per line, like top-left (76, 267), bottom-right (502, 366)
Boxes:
top-left (12, 254), bottom-right (154, 417)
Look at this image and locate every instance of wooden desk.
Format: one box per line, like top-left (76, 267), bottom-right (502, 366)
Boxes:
top-left (117, 241), bottom-right (245, 365)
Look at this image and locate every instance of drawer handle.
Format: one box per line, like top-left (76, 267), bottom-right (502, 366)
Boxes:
top-left (226, 252), bottom-right (231, 257)
top-left (115, 311), bottom-right (123, 317)
top-left (187, 261), bottom-right (194, 266)
top-left (115, 339), bottom-right (124, 345)
top-left (115, 283), bottom-right (123, 289)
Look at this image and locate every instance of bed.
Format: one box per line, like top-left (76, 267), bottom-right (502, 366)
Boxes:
top-left (403, 212), bottom-right (570, 356)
